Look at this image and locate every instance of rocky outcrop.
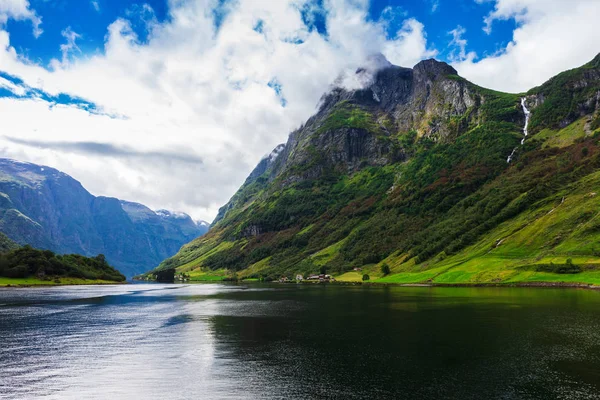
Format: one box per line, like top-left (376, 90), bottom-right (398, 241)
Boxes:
top-left (528, 56), bottom-right (600, 130)
top-left (0, 159), bottom-right (209, 277)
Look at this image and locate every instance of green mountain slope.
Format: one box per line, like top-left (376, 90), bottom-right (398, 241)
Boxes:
top-left (148, 53), bottom-right (600, 285)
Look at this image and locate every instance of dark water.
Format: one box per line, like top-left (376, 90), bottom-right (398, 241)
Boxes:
top-left (1, 284), bottom-right (600, 399)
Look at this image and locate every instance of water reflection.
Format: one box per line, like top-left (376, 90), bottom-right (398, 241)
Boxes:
top-left (1, 284), bottom-right (600, 399)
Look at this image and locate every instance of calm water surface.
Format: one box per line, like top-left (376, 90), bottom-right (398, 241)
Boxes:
top-left (1, 283), bottom-right (600, 399)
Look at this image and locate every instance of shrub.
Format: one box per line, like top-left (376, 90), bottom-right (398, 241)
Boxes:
top-left (362, 274), bottom-right (370, 281)
top-left (380, 263), bottom-right (391, 276)
top-left (5, 265), bottom-right (28, 278)
top-left (535, 259), bottom-right (582, 274)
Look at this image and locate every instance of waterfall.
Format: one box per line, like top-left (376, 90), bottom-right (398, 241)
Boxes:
top-left (506, 148), bottom-right (517, 163)
top-left (521, 97), bottom-right (531, 139)
top-left (507, 97), bottom-right (531, 163)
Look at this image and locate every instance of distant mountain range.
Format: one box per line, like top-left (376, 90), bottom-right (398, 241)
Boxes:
top-left (149, 53), bottom-right (600, 285)
top-left (0, 159), bottom-right (208, 277)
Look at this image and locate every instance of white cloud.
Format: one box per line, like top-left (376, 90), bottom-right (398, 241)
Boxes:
top-left (384, 18), bottom-right (437, 67)
top-left (0, 0), bottom-right (41, 37)
top-left (447, 25), bottom-right (476, 63)
top-left (91, 1), bottom-right (100, 13)
top-left (380, 6), bottom-right (408, 23)
top-left (53, 27), bottom-right (81, 67)
top-left (454, 0), bottom-right (600, 93)
top-left (0, 0), bottom-right (436, 221)
top-left (477, 0), bottom-right (535, 35)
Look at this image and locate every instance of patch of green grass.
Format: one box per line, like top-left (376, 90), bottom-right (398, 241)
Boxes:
top-left (376, 267), bottom-right (449, 283)
top-left (335, 271), bottom-right (364, 282)
top-left (187, 269), bottom-right (228, 281)
top-left (173, 241), bottom-right (236, 273)
top-left (535, 118), bottom-right (587, 148)
top-left (505, 271), bottom-right (600, 285)
top-left (311, 238), bottom-right (347, 267)
top-left (297, 224), bottom-right (314, 236)
top-left (237, 256), bottom-right (271, 279)
top-left (316, 102), bottom-right (382, 135)
top-left (0, 277), bottom-right (122, 286)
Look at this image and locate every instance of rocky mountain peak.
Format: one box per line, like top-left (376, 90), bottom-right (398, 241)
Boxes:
top-left (322, 57), bottom-right (461, 115)
top-left (412, 58), bottom-right (457, 79)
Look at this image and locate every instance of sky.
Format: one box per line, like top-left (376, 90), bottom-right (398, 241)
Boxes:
top-left (0, 0), bottom-right (599, 222)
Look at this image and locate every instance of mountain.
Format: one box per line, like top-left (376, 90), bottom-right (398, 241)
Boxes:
top-left (150, 53), bottom-right (600, 285)
top-left (0, 159), bottom-right (209, 277)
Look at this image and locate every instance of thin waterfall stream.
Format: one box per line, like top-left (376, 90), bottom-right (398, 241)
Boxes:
top-left (507, 98), bottom-right (531, 163)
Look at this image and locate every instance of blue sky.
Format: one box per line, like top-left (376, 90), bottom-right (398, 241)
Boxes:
top-left (370, 0), bottom-right (516, 61)
top-left (7, 0), bottom-right (168, 63)
top-left (0, 0), bottom-right (599, 220)
top-left (7, 0), bottom-right (516, 68)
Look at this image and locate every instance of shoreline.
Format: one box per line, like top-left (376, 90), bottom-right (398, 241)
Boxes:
top-left (139, 278), bottom-right (600, 291)
top-left (298, 280), bottom-right (600, 290)
top-left (363, 281), bottom-right (600, 290)
top-left (9, 278), bottom-right (599, 291)
top-left (0, 280), bottom-right (128, 288)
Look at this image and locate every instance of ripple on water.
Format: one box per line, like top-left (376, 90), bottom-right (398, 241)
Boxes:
top-left (1, 285), bottom-right (600, 399)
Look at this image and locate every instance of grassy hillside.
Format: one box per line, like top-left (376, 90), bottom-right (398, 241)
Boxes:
top-left (146, 55), bottom-right (600, 286)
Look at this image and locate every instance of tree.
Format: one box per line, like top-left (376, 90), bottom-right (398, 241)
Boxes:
top-left (362, 274), bottom-right (370, 281)
top-left (380, 263), bottom-right (390, 276)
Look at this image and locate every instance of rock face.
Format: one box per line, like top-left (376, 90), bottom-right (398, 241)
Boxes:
top-left (0, 159), bottom-right (208, 277)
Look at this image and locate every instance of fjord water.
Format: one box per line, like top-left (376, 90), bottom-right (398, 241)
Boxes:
top-left (1, 284), bottom-right (600, 399)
